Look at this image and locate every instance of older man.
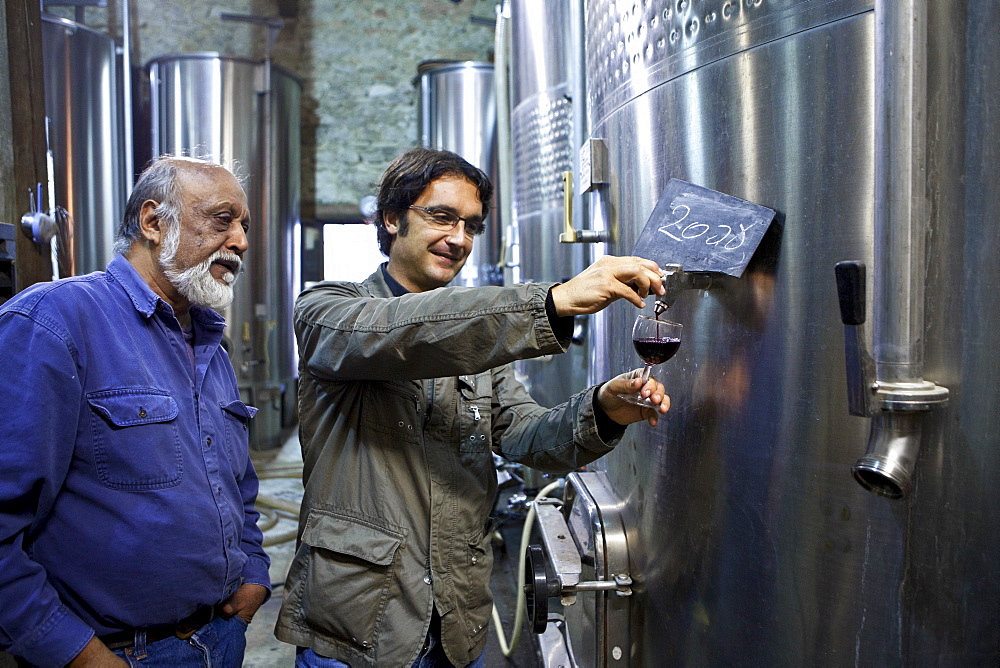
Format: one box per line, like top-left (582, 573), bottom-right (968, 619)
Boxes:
top-left (275, 148), bottom-right (669, 667)
top-left (0, 157), bottom-right (269, 666)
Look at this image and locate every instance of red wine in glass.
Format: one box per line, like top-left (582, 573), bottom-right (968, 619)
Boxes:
top-left (616, 315), bottom-right (683, 407)
top-left (633, 337), bottom-right (681, 365)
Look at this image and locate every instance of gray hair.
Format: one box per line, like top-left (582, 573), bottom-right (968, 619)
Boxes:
top-left (113, 156), bottom-right (214, 256)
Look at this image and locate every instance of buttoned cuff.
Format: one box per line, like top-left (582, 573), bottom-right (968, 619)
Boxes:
top-left (568, 385), bottom-right (624, 457)
top-left (10, 604), bottom-right (94, 667)
top-left (241, 553), bottom-right (273, 603)
top-left (545, 286), bottom-right (575, 347)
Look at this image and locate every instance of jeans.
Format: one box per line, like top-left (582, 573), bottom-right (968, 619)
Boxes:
top-left (295, 610), bottom-right (486, 668)
top-left (110, 615), bottom-right (248, 667)
top-left (295, 647), bottom-right (487, 668)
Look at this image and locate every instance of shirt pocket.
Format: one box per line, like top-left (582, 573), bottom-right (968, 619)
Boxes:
top-left (298, 510), bottom-right (403, 652)
top-left (458, 372), bottom-right (492, 453)
top-left (87, 388), bottom-right (182, 490)
top-left (221, 400), bottom-right (258, 476)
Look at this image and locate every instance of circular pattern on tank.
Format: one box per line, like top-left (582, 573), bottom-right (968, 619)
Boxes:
top-left (587, 0), bottom-right (782, 120)
top-left (511, 92), bottom-right (574, 215)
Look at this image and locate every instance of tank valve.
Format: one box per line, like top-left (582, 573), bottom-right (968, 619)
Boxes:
top-left (20, 184), bottom-right (56, 245)
top-left (655, 263), bottom-right (713, 312)
top-left (525, 477), bottom-right (632, 637)
top-left (835, 261), bottom-right (949, 498)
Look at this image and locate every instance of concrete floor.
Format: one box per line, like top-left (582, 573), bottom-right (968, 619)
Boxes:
top-left (244, 430), bottom-right (303, 666)
top-left (245, 431), bottom-right (544, 668)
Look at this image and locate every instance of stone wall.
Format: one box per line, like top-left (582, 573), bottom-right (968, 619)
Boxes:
top-left (46, 0), bottom-right (497, 220)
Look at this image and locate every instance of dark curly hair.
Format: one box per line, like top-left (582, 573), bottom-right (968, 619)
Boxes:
top-left (373, 148), bottom-right (494, 256)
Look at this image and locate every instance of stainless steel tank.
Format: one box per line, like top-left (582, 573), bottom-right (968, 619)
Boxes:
top-left (146, 53), bottom-right (301, 450)
top-left (417, 61), bottom-right (502, 286)
top-left (508, 0), bottom-right (589, 409)
top-left (520, 0), bottom-right (1000, 664)
top-left (41, 14), bottom-right (128, 276)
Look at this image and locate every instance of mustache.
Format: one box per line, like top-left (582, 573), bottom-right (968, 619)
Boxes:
top-left (210, 251), bottom-right (243, 280)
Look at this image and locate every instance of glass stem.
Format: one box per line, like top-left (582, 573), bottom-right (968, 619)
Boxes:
top-left (639, 364), bottom-right (652, 387)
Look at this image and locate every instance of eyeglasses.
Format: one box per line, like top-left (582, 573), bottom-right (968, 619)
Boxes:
top-left (408, 205), bottom-right (486, 238)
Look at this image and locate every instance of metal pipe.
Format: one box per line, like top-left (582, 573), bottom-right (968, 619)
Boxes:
top-left (493, 0), bottom-right (511, 270)
top-left (121, 0), bottom-right (133, 190)
top-left (853, 0), bottom-right (948, 498)
top-left (872, 0), bottom-right (925, 384)
top-left (855, 412), bottom-right (923, 499)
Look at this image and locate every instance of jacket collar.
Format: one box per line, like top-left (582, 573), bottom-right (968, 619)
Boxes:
top-left (362, 262), bottom-right (398, 299)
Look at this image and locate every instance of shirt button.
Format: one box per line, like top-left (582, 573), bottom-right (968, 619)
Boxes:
top-left (423, 574), bottom-right (432, 585)
top-left (206, 437), bottom-right (212, 446)
top-left (138, 408), bottom-right (147, 418)
top-left (471, 555), bottom-right (478, 564)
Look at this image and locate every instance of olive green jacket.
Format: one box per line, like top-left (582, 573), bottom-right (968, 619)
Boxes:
top-left (274, 268), bottom-right (622, 667)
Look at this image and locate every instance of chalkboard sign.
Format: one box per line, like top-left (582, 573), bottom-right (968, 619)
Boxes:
top-left (632, 179), bottom-right (775, 277)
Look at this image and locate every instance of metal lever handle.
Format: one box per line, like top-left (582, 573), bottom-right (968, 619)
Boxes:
top-left (559, 171), bottom-right (605, 244)
top-left (835, 261), bottom-right (866, 326)
top-left (559, 171), bottom-right (575, 243)
top-left (835, 261), bottom-right (875, 417)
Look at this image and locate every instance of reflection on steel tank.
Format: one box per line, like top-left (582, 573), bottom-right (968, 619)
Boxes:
top-left (42, 14), bottom-right (129, 277)
top-left (507, 0), bottom-right (590, 411)
top-left (515, 0), bottom-right (1000, 665)
top-left (417, 61), bottom-right (502, 287)
top-left (145, 53), bottom-right (302, 450)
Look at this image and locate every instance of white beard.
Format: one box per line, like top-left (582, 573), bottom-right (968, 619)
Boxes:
top-left (159, 221), bottom-right (242, 311)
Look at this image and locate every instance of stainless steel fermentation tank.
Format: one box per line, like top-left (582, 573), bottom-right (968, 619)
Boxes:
top-left (507, 0), bottom-right (589, 410)
top-left (417, 61), bottom-right (502, 287)
top-left (146, 54), bottom-right (301, 450)
top-left (515, 0), bottom-right (1000, 665)
top-left (41, 14), bottom-right (129, 276)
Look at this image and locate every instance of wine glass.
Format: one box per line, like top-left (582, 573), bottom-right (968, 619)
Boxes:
top-left (615, 314), bottom-right (682, 407)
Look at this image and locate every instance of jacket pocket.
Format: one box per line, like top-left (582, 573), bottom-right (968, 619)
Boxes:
top-left (299, 510), bottom-right (403, 650)
top-left (361, 381), bottom-right (420, 444)
top-left (460, 526), bottom-right (495, 637)
top-left (458, 373), bottom-right (492, 453)
top-left (221, 400), bottom-right (257, 477)
top-left (87, 388), bottom-right (182, 490)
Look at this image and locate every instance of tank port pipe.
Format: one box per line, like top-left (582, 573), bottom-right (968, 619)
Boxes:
top-left (855, 412), bottom-right (924, 499)
top-left (838, 0), bottom-right (948, 499)
top-left (836, 261), bottom-right (948, 498)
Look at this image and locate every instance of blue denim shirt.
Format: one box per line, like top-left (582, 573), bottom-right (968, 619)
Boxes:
top-left (0, 255), bottom-right (270, 666)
